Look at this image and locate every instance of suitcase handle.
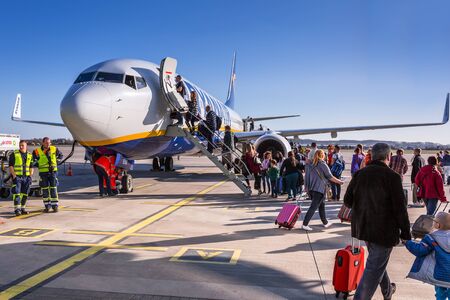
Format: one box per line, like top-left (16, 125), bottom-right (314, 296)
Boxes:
top-left (351, 237), bottom-right (361, 254)
top-left (432, 202), bottom-right (449, 216)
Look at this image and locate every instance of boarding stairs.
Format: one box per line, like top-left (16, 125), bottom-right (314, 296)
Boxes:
top-left (160, 57), bottom-right (252, 196)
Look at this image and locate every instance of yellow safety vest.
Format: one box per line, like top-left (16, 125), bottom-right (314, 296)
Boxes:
top-left (36, 146), bottom-right (58, 173)
top-left (13, 150), bottom-right (32, 176)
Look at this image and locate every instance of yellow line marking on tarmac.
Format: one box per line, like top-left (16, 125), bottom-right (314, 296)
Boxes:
top-left (35, 241), bottom-right (167, 251)
top-left (134, 183), bottom-right (155, 190)
top-left (6, 206), bottom-right (97, 220)
top-left (0, 180), bottom-right (226, 299)
top-left (65, 230), bottom-right (182, 238)
top-left (0, 228), bottom-right (55, 239)
top-left (141, 201), bottom-right (210, 206)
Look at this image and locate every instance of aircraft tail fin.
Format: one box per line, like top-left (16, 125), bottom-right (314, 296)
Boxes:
top-left (12, 93), bottom-right (22, 120)
top-left (442, 93), bottom-right (449, 124)
top-left (225, 52), bottom-right (236, 109)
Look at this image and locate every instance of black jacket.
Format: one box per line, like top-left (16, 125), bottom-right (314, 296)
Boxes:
top-left (344, 160), bottom-right (411, 247)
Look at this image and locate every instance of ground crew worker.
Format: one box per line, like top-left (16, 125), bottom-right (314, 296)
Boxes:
top-left (9, 140), bottom-right (33, 216)
top-left (33, 137), bottom-right (63, 212)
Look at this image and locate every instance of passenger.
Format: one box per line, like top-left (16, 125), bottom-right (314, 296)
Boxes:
top-left (307, 142), bottom-right (317, 163)
top-left (258, 124), bottom-right (263, 131)
top-left (244, 144), bottom-right (262, 195)
top-left (360, 148), bottom-right (372, 168)
top-left (185, 91), bottom-right (198, 133)
top-left (356, 143), bottom-right (365, 156)
top-left (302, 149), bottom-right (343, 230)
top-left (441, 150), bottom-right (450, 185)
top-left (222, 125), bottom-right (235, 170)
top-left (175, 75), bottom-right (186, 99)
top-left (330, 145), bottom-right (345, 201)
top-left (280, 151), bottom-right (302, 201)
top-left (268, 159), bottom-right (280, 198)
top-left (204, 105), bottom-right (217, 153)
top-left (405, 211), bottom-right (450, 300)
top-left (411, 148), bottom-right (426, 205)
top-left (326, 144), bottom-right (334, 167)
top-left (344, 143), bottom-right (411, 300)
top-left (9, 140), bottom-right (33, 216)
top-left (249, 118), bottom-right (255, 131)
top-left (389, 148), bottom-right (408, 182)
top-left (261, 151), bottom-right (272, 194)
top-left (415, 156), bottom-right (447, 215)
top-left (350, 147), bottom-right (364, 177)
top-left (33, 137), bottom-right (63, 212)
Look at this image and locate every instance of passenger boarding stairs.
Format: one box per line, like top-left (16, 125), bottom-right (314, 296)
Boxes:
top-left (160, 57), bottom-right (253, 196)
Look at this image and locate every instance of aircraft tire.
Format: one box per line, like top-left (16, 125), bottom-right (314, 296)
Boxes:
top-left (164, 157), bottom-right (173, 172)
top-left (152, 158), bottom-right (161, 171)
top-left (120, 174), bottom-right (133, 194)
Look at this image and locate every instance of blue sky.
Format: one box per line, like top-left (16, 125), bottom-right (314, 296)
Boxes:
top-left (1, 0), bottom-right (450, 144)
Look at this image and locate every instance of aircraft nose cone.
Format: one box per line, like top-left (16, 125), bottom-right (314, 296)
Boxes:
top-left (60, 83), bottom-right (112, 142)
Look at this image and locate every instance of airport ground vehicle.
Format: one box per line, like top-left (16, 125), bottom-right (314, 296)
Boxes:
top-left (0, 134), bottom-right (41, 199)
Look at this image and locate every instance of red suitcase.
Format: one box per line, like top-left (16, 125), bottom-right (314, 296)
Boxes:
top-left (275, 203), bottom-right (300, 230)
top-left (332, 239), bottom-right (365, 299)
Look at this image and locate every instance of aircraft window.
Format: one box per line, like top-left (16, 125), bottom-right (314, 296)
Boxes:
top-left (125, 75), bottom-right (136, 89)
top-left (74, 72), bottom-right (95, 83)
top-left (136, 77), bottom-right (147, 89)
top-left (95, 72), bottom-right (124, 83)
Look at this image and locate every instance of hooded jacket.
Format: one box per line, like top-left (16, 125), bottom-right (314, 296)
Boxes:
top-left (415, 165), bottom-right (447, 202)
top-left (344, 160), bottom-right (411, 247)
top-left (406, 230), bottom-right (450, 288)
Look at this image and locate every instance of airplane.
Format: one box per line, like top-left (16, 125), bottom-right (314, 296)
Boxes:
top-left (11, 54), bottom-right (450, 194)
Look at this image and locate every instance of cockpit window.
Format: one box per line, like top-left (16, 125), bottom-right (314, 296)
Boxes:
top-left (95, 72), bottom-right (124, 83)
top-left (74, 72), bottom-right (95, 84)
top-left (136, 76), bottom-right (147, 89)
top-left (125, 75), bottom-right (136, 89)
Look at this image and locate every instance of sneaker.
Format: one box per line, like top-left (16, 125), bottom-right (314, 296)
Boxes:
top-left (384, 283), bottom-right (396, 300)
top-left (44, 207), bottom-right (50, 213)
top-left (285, 197), bottom-right (293, 202)
top-left (52, 206), bottom-right (58, 212)
top-left (302, 225), bottom-right (313, 231)
top-left (14, 210), bottom-right (21, 216)
top-left (20, 209), bottom-right (29, 215)
top-left (323, 222), bottom-right (332, 228)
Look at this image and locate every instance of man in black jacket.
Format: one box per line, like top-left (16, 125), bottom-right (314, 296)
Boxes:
top-left (204, 105), bottom-right (217, 153)
top-left (344, 142), bottom-right (411, 300)
top-left (411, 148), bottom-right (425, 205)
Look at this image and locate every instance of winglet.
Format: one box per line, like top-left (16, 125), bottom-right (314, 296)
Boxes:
top-left (12, 93), bottom-right (21, 120)
top-left (443, 93), bottom-right (449, 124)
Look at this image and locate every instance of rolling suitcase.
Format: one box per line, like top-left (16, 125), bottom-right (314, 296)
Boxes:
top-left (411, 202), bottom-right (448, 239)
top-left (275, 203), bottom-right (300, 230)
top-left (333, 239), bottom-right (365, 299)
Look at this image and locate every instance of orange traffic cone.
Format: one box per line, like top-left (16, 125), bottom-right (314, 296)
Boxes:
top-left (66, 163), bottom-right (73, 176)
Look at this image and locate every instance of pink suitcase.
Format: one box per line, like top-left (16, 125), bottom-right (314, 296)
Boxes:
top-left (275, 203), bottom-right (301, 230)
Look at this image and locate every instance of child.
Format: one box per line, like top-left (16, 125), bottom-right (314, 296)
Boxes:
top-left (267, 159), bottom-right (279, 198)
top-left (405, 211), bottom-right (450, 299)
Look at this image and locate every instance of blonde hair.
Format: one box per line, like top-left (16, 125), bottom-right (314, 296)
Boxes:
top-left (313, 149), bottom-right (325, 166)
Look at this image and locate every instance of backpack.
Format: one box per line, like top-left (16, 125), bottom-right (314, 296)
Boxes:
top-left (331, 158), bottom-right (345, 177)
top-left (216, 115), bottom-right (223, 131)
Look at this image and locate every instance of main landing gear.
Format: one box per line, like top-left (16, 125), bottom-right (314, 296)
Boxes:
top-left (152, 157), bottom-right (174, 172)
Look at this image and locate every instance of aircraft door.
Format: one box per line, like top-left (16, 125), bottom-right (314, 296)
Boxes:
top-left (159, 57), bottom-right (188, 112)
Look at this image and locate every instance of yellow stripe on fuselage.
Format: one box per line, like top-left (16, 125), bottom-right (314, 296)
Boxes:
top-left (78, 127), bottom-right (242, 147)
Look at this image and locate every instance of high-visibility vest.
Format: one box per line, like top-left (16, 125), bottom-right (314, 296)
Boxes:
top-left (13, 150), bottom-right (32, 176)
top-left (35, 146), bottom-right (58, 172)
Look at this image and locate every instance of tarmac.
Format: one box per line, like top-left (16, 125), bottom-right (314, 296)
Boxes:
top-left (0, 147), bottom-right (447, 300)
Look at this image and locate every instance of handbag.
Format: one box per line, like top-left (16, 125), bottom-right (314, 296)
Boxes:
top-left (314, 166), bottom-right (331, 199)
top-left (337, 204), bottom-right (352, 222)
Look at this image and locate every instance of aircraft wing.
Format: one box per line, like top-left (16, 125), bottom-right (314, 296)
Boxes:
top-left (11, 94), bottom-right (66, 127)
top-left (235, 94), bottom-right (449, 140)
top-left (245, 114), bottom-right (300, 122)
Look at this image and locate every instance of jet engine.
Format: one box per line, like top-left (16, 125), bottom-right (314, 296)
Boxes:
top-left (253, 133), bottom-right (292, 157)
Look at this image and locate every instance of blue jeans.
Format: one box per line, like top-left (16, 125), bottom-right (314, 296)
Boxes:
top-left (285, 173), bottom-right (299, 198)
top-left (354, 242), bottom-right (394, 300)
top-left (435, 286), bottom-right (449, 300)
top-left (270, 179), bottom-right (278, 196)
top-left (425, 198), bottom-right (438, 215)
top-left (331, 182), bottom-right (341, 200)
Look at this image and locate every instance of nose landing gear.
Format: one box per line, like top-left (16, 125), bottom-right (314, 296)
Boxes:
top-left (152, 157), bottom-right (174, 172)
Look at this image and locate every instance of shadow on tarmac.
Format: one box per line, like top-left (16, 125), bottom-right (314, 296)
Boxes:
top-left (0, 242), bottom-right (328, 300)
